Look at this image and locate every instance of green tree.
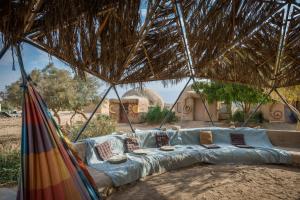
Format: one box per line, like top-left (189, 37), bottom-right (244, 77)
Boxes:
top-left (4, 69), bottom-right (42, 110)
top-left (272, 86), bottom-right (300, 105)
top-left (4, 80), bottom-right (23, 109)
top-left (4, 63), bottom-right (101, 125)
top-left (69, 76), bottom-right (100, 124)
top-left (272, 86), bottom-right (300, 127)
top-left (192, 81), bottom-right (270, 118)
top-left (38, 64), bottom-right (74, 124)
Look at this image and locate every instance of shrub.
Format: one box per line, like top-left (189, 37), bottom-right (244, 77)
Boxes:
top-left (144, 106), bottom-right (178, 124)
top-left (232, 110), bottom-right (245, 123)
top-left (232, 110), bottom-right (264, 123)
top-left (66, 114), bottom-right (117, 141)
top-left (252, 111), bottom-right (264, 123)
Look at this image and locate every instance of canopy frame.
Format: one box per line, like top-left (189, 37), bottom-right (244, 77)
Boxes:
top-left (1, 1), bottom-right (300, 140)
top-left (74, 85), bottom-right (113, 142)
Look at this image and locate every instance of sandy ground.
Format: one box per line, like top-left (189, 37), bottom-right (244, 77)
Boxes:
top-left (2, 165), bottom-right (299, 200)
top-left (0, 111), bottom-right (296, 137)
top-left (0, 113), bottom-right (298, 137)
top-left (108, 164), bottom-right (300, 200)
top-left (0, 118), bottom-right (22, 137)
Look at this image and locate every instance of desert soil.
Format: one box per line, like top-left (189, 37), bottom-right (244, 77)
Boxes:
top-left (108, 164), bottom-right (300, 200)
top-left (0, 111), bottom-right (298, 138)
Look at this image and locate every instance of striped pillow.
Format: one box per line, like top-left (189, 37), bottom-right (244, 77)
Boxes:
top-left (95, 141), bottom-right (113, 160)
top-left (155, 133), bottom-right (169, 147)
top-left (230, 133), bottom-right (245, 145)
top-left (125, 137), bottom-right (140, 152)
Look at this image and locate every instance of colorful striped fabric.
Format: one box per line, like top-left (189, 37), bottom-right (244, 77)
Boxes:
top-left (17, 83), bottom-right (100, 200)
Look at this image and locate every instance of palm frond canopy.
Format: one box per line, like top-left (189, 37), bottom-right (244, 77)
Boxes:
top-left (0, 0), bottom-right (300, 88)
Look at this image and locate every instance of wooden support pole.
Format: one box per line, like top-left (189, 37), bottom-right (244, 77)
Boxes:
top-left (74, 85), bottom-right (113, 142)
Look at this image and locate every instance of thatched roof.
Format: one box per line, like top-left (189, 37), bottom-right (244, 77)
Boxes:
top-left (1, 1), bottom-right (300, 88)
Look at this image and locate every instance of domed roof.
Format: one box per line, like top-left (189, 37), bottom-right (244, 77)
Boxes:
top-left (122, 88), bottom-right (164, 108)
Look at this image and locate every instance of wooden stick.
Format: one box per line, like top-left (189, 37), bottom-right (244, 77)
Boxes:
top-left (142, 44), bottom-right (156, 78)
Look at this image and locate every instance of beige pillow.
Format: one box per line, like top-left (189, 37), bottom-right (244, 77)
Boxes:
top-left (200, 131), bottom-right (213, 145)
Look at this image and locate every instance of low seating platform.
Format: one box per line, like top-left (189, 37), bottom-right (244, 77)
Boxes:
top-left (73, 128), bottom-right (300, 195)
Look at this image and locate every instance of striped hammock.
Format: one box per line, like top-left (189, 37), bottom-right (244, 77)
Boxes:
top-left (17, 82), bottom-right (100, 200)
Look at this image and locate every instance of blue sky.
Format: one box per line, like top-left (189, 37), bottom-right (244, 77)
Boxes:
top-left (0, 43), bottom-right (188, 103)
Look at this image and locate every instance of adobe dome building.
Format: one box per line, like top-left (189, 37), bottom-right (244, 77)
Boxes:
top-left (109, 88), bottom-right (164, 123)
top-left (174, 85), bottom-right (225, 122)
top-left (122, 88), bottom-right (164, 109)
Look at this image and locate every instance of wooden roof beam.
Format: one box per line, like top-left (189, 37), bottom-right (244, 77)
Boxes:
top-left (23, 0), bottom-right (44, 33)
top-left (28, 6), bottom-right (116, 39)
top-left (121, 0), bottom-right (162, 71)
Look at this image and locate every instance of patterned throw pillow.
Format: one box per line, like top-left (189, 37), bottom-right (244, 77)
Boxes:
top-left (200, 131), bottom-right (213, 145)
top-left (230, 133), bottom-right (246, 145)
top-left (95, 141), bottom-right (113, 160)
top-left (155, 133), bottom-right (169, 147)
top-left (125, 137), bottom-right (140, 152)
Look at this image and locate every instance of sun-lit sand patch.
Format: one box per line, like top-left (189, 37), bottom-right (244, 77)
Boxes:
top-left (108, 164), bottom-right (300, 200)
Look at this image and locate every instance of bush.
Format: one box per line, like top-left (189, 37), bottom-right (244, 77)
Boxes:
top-left (66, 114), bottom-right (117, 141)
top-left (232, 110), bottom-right (245, 123)
top-left (232, 110), bottom-right (264, 123)
top-left (252, 111), bottom-right (264, 123)
top-left (144, 106), bottom-right (178, 124)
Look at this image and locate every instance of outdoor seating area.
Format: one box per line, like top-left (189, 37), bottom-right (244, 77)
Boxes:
top-left (73, 127), bottom-right (300, 196)
top-left (1, 0), bottom-right (300, 199)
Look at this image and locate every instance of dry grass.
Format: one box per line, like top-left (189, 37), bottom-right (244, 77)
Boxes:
top-left (0, 118), bottom-right (22, 187)
top-left (0, 134), bottom-right (21, 187)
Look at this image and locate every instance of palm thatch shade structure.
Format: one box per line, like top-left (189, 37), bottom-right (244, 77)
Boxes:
top-left (1, 0), bottom-right (300, 88)
top-left (1, 3), bottom-right (300, 199)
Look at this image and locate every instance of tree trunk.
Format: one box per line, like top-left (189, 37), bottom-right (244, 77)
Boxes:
top-left (77, 110), bottom-right (88, 120)
top-left (226, 103), bottom-right (232, 116)
top-left (70, 111), bottom-right (77, 126)
top-left (53, 110), bottom-right (61, 125)
top-left (243, 103), bottom-right (251, 121)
